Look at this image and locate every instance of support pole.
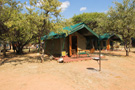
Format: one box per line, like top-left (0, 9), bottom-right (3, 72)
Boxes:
top-left (99, 45), bottom-right (101, 71)
top-left (69, 35), bottom-right (72, 56)
top-left (99, 35), bottom-right (101, 71)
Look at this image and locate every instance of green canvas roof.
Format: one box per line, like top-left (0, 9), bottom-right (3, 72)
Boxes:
top-left (100, 33), bottom-right (121, 41)
top-left (41, 23), bottom-right (99, 40)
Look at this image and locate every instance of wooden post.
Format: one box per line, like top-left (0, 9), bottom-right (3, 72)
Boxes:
top-left (76, 36), bottom-right (78, 54)
top-left (107, 39), bottom-right (110, 50)
top-left (69, 35), bottom-right (72, 56)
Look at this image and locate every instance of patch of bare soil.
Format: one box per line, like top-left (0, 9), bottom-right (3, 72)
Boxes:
top-left (0, 49), bottom-right (135, 90)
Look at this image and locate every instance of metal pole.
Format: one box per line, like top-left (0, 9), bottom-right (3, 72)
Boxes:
top-left (99, 35), bottom-right (101, 71)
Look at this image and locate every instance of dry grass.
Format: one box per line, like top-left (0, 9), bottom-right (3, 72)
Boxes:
top-left (0, 48), bottom-right (135, 90)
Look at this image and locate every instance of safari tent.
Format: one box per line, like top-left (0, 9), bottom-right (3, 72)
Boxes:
top-left (99, 33), bottom-right (121, 50)
top-left (41, 23), bottom-right (99, 57)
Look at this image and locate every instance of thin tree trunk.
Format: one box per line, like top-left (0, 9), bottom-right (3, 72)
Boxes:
top-left (41, 49), bottom-right (44, 63)
top-left (124, 43), bottom-right (129, 56)
top-left (126, 49), bottom-right (129, 56)
top-left (29, 47), bottom-right (30, 52)
top-left (44, 40), bottom-right (46, 54)
top-left (38, 36), bottom-right (41, 53)
top-left (129, 39), bottom-right (132, 52)
top-left (10, 43), bottom-right (12, 50)
top-left (0, 46), bottom-right (1, 56)
top-left (3, 42), bottom-right (6, 57)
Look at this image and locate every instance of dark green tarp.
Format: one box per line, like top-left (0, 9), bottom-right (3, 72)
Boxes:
top-left (99, 33), bottom-right (121, 41)
top-left (41, 23), bottom-right (99, 40)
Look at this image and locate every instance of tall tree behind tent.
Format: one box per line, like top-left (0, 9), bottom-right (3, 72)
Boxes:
top-left (97, 0), bottom-right (135, 56)
top-left (7, 0), bottom-right (63, 54)
top-left (0, 0), bottom-right (22, 56)
top-left (72, 12), bottom-right (107, 34)
top-left (29, 0), bottom-right (62, 51)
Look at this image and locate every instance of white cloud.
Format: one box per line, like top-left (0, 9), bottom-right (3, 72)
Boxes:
top-left (24, 1), bottom-right (34, 9)
top-left (104, 10), bottom-right (108, 13)
top-left (26, 5), bottom-right (31, 8)
top-left (36, 0), bottom-right (42, 7)
top-left (17, 3), bottom-right (21, 6)
top-left (25, 4), bottom-right (34, 9)
top-left (97, 10), bottom-right (108, 13)
top-left (80, 7), bottom-right (87, 11)
top-left (59, 1), bottom-right (70, 12)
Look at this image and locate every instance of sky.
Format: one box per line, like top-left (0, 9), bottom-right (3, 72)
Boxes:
top-left (17, 0), bottom-right (123, 19)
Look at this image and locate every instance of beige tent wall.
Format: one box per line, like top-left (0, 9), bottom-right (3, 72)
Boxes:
top-left (72, 32), bottom-right (87, 50)
top-left (77, 33), bottom-right (87, 50)
top-left (68, 32), bottom-right (87, 50)
top-left (61, 32), bottom-right (87, 56)
top-left (62, 37), bottom-right (69, 53)
top-left (45, 39), bottom-right (61, 56)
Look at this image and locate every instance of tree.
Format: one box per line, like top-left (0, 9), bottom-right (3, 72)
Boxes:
top-left (5, 0), bottom-right (63, 55)
top-left (98, 0), bottom-right (135, 56)
top-left (72, 12), bottom-right (106, 34)
top-left (7, 9), bottom-right (39, 54)
top-left (0, 0), bottom-right (22, 56)
top-left (30, 0), bottom-right (62, 35)
top-left (0, 0), bottom-right (72, 56)
top-left (29, 0), bottom-right (62, 54)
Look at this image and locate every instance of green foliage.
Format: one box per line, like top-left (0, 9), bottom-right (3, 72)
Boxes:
top-left (97, 0), bottom-right (135, 56)
top-left (100, 0), bottom-right (135, 40)
top-left (72, 12), bottom-right (106, 34)
top-left (0, 0), bottom-right (23, 56)
top-left (0, 0), bottom-right (64, 54)
top-left (28, 0), bottom-right (62, 38)
top-left (0, 0), bottom-right (22, 40)
top-left (51, 18), bottom-right (73, 35)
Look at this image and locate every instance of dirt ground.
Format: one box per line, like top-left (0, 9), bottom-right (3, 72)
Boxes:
top-left (0, 49), bottom-right (135, 90)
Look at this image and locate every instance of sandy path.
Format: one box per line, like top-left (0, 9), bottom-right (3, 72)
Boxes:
top-left (0, 50), bottom-right (135, 90)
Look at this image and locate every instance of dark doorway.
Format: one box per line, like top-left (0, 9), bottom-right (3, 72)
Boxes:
top-left (72, 36), bottom-right (77, 51)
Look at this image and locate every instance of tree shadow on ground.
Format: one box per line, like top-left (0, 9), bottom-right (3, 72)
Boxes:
top-left (93, 51), bottom-right (124, 57)
top-left (0, 48), bottom-right (38, 59)
top-left (0, 54), bottom-right (51, 66)
top-left (132, 51), bottom-right (135, 53)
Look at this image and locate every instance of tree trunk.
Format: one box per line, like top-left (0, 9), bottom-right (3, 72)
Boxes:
top-left (10, 43), bottom-right (12, 50)
top-left (3, 42), bottom-right (6, 57)
top-left (44, 40), bottom-right (46, 54)
top-left (124, 43), bottom-right (129, 56)
top-left (129, 39), bottom-right (132, 52)
top-left (16, 45), bottom-right (23, 54)
top-left (41, 49), bottom-right (44, 63)
top-left (38, 36), bottom-right (41, 53)
top-left (126, 49), bottom-right (129, 56)
top-left (29, 47), bottom-right (30, 52)
top-left (0, 47), bottom-right (1, 56)
top-left (16, 48), bottom-right (23, 54)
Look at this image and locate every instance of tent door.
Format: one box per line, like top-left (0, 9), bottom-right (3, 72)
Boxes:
top-left (69, 35), bottom-right (78, 56)
top-left (72, 36), bottom-right (77, 52)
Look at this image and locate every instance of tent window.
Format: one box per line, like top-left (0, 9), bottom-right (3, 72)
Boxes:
top-left (103, 41), bottom-right (106, 47)
top-left (86, 39), bottom-right (91, 49)
top-left (86, 38), bottom-right (93, 49)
